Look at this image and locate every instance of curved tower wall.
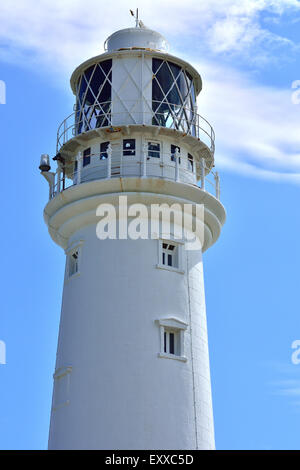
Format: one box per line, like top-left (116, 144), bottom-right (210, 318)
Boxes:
top-left (48, 220), bottom-right (215, 450)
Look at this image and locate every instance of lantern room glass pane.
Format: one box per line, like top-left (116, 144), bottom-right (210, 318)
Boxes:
top-left (75, 59), bottom-right (112, 135)
top-left (152, 58), bottom-right (197, 137)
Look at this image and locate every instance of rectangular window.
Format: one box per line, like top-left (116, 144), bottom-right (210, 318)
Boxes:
top-left (169, 332), bottom-right (175, 354)
top-left (123, 139), bottom-right (136, 156)
top-left (171, 145), bottom-right (181, 163)
top-left (68, 250), bottom-right (79, 277)
top-left (162, 243), bottom-right (178, 268)
top-left (83, 148), bottom-right (91, 167)
top-left (188, 153), bottom-right (194, 172)
top-left (157, 318), bottom-right (188, 362)
top-left (100, 141), bottom-right (109, 160)
top-left (148, 141), bottom-right (160, 158)
top-left (157, 240), bottom-right (183, 274)
top-left (52, 367), bottom-right (72, 411)
top-left (163, 329), bottom-right (179, 356)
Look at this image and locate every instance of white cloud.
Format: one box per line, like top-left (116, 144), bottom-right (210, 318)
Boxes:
top-left (204, 0), bottom-right (299, 56)
top-left (0, 0), bottom-right (299, 71)
top-left (196, 61), bottom-right (300, 182)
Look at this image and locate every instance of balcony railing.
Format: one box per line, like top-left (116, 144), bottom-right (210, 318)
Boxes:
top-left (47, 149), bottom-right (220, 201)
top-left (56, 101), bottom-right (215, 154)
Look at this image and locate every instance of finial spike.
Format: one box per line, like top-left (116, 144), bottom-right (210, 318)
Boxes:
top-left (136, 8), bottom-right (139, 28)
top-left (130, 8), bottom-right (142, 28)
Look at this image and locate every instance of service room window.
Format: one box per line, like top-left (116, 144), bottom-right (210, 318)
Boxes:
top-left (171, 144), bottom-right (181, 164)
top-left (156, 318), bottom-right (188, 362)
top-left (188, 153), bottom-right (194, 172)
top-left (100, 141), bottom-right (109, 160)
top-left (148, 141), bottom-right (160, 158)
top-left (123, 139), bottom-right (136, 156)
top-left (83, 148), bottom-right (91, 167)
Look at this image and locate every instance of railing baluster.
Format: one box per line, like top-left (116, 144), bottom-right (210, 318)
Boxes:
top-left (142, 142), bottom-right (147, 177)
top-left (200, 158), bottom-right (205, 190)
top-left (175, 148), bottom-right (180, 182)
top-left (56, 168), bottom-right (61, 194)
top-left (77, 152), bottom-right (82, 185)
top-left (107, 143), bottom-right (112, 178)
top-left (214, 171), bottom-right (220, 199)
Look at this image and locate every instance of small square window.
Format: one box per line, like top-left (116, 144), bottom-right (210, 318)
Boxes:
top-left (157, 318), bottom-right (188, 362)
top-left (100, 141), bottom-right (109, 160)
top-left (66, 242), bottom-right (83, 281)
top-left (162, 243), bottom-right (178, 268)
top-left (157, 240), bottom-right (184, 274)
top-left (68, 250), bottom-right (79, 277)
top-left (52, 366), bottom-right (72, 411)
top-left (148, 141), bottom-right (160, 158)
top-left (123, 139), bottom-right (136, 156)
top-left (171, 145), bottom-right (181, 164)
top-left (83, 148), bottom-right (91, 167)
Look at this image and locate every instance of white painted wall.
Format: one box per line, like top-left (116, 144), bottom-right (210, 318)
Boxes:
top-left (111, 55), bottom-right (152, 126)
top-left (48, 223), bottom-right (215, 450)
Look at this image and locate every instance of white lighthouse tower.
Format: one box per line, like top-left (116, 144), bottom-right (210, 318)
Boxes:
top-left (40, 17), bottom-right (225, 450)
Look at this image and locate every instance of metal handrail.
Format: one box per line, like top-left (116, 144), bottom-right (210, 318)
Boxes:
top-left (56, 101), bottom-right (215, 154)
top-left (49, 150), bottom-right (220, 201)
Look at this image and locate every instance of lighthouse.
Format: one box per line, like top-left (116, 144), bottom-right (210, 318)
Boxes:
top-left (40, 16), bottom-right (226, 450)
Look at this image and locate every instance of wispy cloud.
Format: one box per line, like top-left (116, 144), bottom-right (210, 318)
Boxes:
top-left (0, 0), bottom-right (299, 71)
top-left (197, 61), bottom-right (300, 182)
top-left (204, 0), bottom-right (300, 59)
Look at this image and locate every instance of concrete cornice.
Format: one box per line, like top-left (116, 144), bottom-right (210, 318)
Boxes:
top-left (44, 177), bottom-right (226, 252)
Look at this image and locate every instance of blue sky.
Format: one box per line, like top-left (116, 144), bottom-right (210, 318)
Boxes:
top-left (0, 0), bottom-right (300, 450)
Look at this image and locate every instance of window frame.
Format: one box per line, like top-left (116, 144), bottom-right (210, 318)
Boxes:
top-left (147, 140), bottom-right (161, 159)
top-left (156, 318), bottom-right (188, 362)
top-left (188, 153), bottom-right (194, 172)
top-left (65, 241), bottom-right (83, 282)
top-left (171, 144), bottom-right (181, 164)
top-left (123, 139), bottom-right (136, 157)
top-left (100, 141), bottom-right (110, 160)
top-left (157, 239), bottom-right (184, 274)
top-left (83, 147), bottom-right (91, 167)
top-left (52, 366), bottom-right (72, 411)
